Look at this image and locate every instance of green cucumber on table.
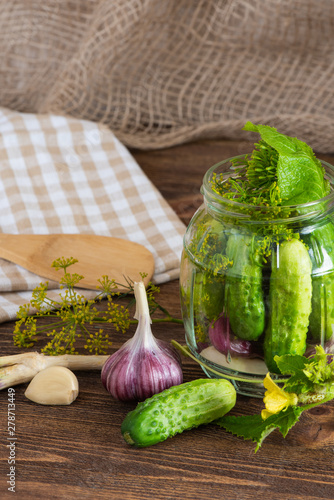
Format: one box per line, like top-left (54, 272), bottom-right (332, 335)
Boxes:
top-left (121, 378), bottom-right (236, 447)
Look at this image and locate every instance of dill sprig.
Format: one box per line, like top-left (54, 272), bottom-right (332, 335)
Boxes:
top-left (246, 141), bottom-right (279, 191)
top-left (211, 140), bottom-right (282, 207)
top-left (13, 258), bottom-right (182, 356)
top-left (208, 140), bottom-right (297, 261)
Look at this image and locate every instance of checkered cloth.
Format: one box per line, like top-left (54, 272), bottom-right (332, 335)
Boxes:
top-left (0, 107), bottom-right (186, 323)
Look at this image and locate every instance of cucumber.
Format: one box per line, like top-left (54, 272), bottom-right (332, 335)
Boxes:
top-left (263, 238), bottom-right (312, 373)
top-left (193, 270), bottom-right (225, 322)
top-left (183, 216), bottom-right (229, 342)
top-left (225, 233), bottom-right (265, 340)
top-left (121, 378), bottom-right (236, 447)
top-left (301, 221), bottom-right (334, 343)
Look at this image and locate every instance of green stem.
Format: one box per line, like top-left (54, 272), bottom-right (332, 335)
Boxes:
top-left (38, 319), bottom-right (67, 329)
top-left (33, 321), bottom-right (69, 335)
top-left (300, 393), bottom-right (334, 410)
top-left (80, 323), bottom-right (91, 343)
top-left (91, 317), bottom-right (184, 325)
top-left (152, 317), bottom-right (183, 325)
top-left (39, 297), bottom-right (63, 309)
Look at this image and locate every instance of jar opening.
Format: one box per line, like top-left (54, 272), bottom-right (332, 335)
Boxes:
top-left (201, 155), bottom-right (334, 225)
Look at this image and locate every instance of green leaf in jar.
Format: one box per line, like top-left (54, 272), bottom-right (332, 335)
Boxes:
top-left (243, 122), bottom-right (330, 205)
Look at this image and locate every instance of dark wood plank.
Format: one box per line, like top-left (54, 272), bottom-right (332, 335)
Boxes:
top-left (0, 140), bottom-right (334, 499)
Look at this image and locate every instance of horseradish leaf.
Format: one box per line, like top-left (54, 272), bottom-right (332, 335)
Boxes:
top-left (243, 122), bottom-right (330, 205)
top-left (215, 406), bottom-right (304, 452)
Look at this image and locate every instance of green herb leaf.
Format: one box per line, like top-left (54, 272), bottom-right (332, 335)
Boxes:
top-left (215, 348), bottom-right (334, 451)
top-left (274, 353), bottom-right (312, 394)
top-left (215, 406), bottom-right (304, 452)
top-left (275, 346), bottom-right (334, 397)
top-left (243, 122), bottom-right (330, 204)
top-left (275, 353), bottom-right (309, 375)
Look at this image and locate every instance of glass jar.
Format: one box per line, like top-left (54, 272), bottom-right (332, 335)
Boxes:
top-left (180, 154), bottom-right (334, 397)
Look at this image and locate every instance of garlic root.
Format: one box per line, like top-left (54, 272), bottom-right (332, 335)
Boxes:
top-left (24, 366), bottom-right (79, 405)
top-left (0, 352), bottom-right (108, 390)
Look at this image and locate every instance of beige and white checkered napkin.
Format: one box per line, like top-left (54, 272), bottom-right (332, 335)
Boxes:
top-left (0, 107), bottom-right (186, 323)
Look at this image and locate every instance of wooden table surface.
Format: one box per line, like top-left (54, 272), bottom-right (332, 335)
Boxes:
top-left (1, 139), bottom-right (334, 500)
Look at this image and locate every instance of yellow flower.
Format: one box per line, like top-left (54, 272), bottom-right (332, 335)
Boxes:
top-left (261, 373), bottom-right (298, 420)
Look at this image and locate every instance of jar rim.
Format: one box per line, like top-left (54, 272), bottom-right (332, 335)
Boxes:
top-left (201, 154), bottom-right (334, 223)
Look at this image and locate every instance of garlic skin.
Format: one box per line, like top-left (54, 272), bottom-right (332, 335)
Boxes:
top-left (101, 281), bottom-right (183, 402)
top-left (24, 366), bottom-right (79, 405)
top-left (209, 314), bottom-right (254, 358)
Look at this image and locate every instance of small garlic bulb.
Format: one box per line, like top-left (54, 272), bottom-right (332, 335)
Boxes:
top-left (101, 281), bottom-right (183, 401)
top-left (209, 314), bottom-right (254, 358)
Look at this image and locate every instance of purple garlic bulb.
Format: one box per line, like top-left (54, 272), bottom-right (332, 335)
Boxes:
top-left (209, 313), bottom-right (254, 358)
top-left (101, 281), bottom-right (183, 401)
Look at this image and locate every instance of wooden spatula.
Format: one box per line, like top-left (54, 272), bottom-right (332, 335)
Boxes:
top-left (0, 234), bottom-right (155, 290)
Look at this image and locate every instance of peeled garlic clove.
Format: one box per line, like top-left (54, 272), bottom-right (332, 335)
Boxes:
top-left (24, 366), bottom-right (79, 405)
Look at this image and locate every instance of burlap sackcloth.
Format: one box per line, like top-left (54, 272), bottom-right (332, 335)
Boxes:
top-left (0, 107), bottom-right (186, 323)
top-left (1, 0), bottom-right (334, 153)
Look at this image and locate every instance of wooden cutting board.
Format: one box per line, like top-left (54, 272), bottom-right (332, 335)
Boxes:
top-left (0, 234), bottom-right (155, 290)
